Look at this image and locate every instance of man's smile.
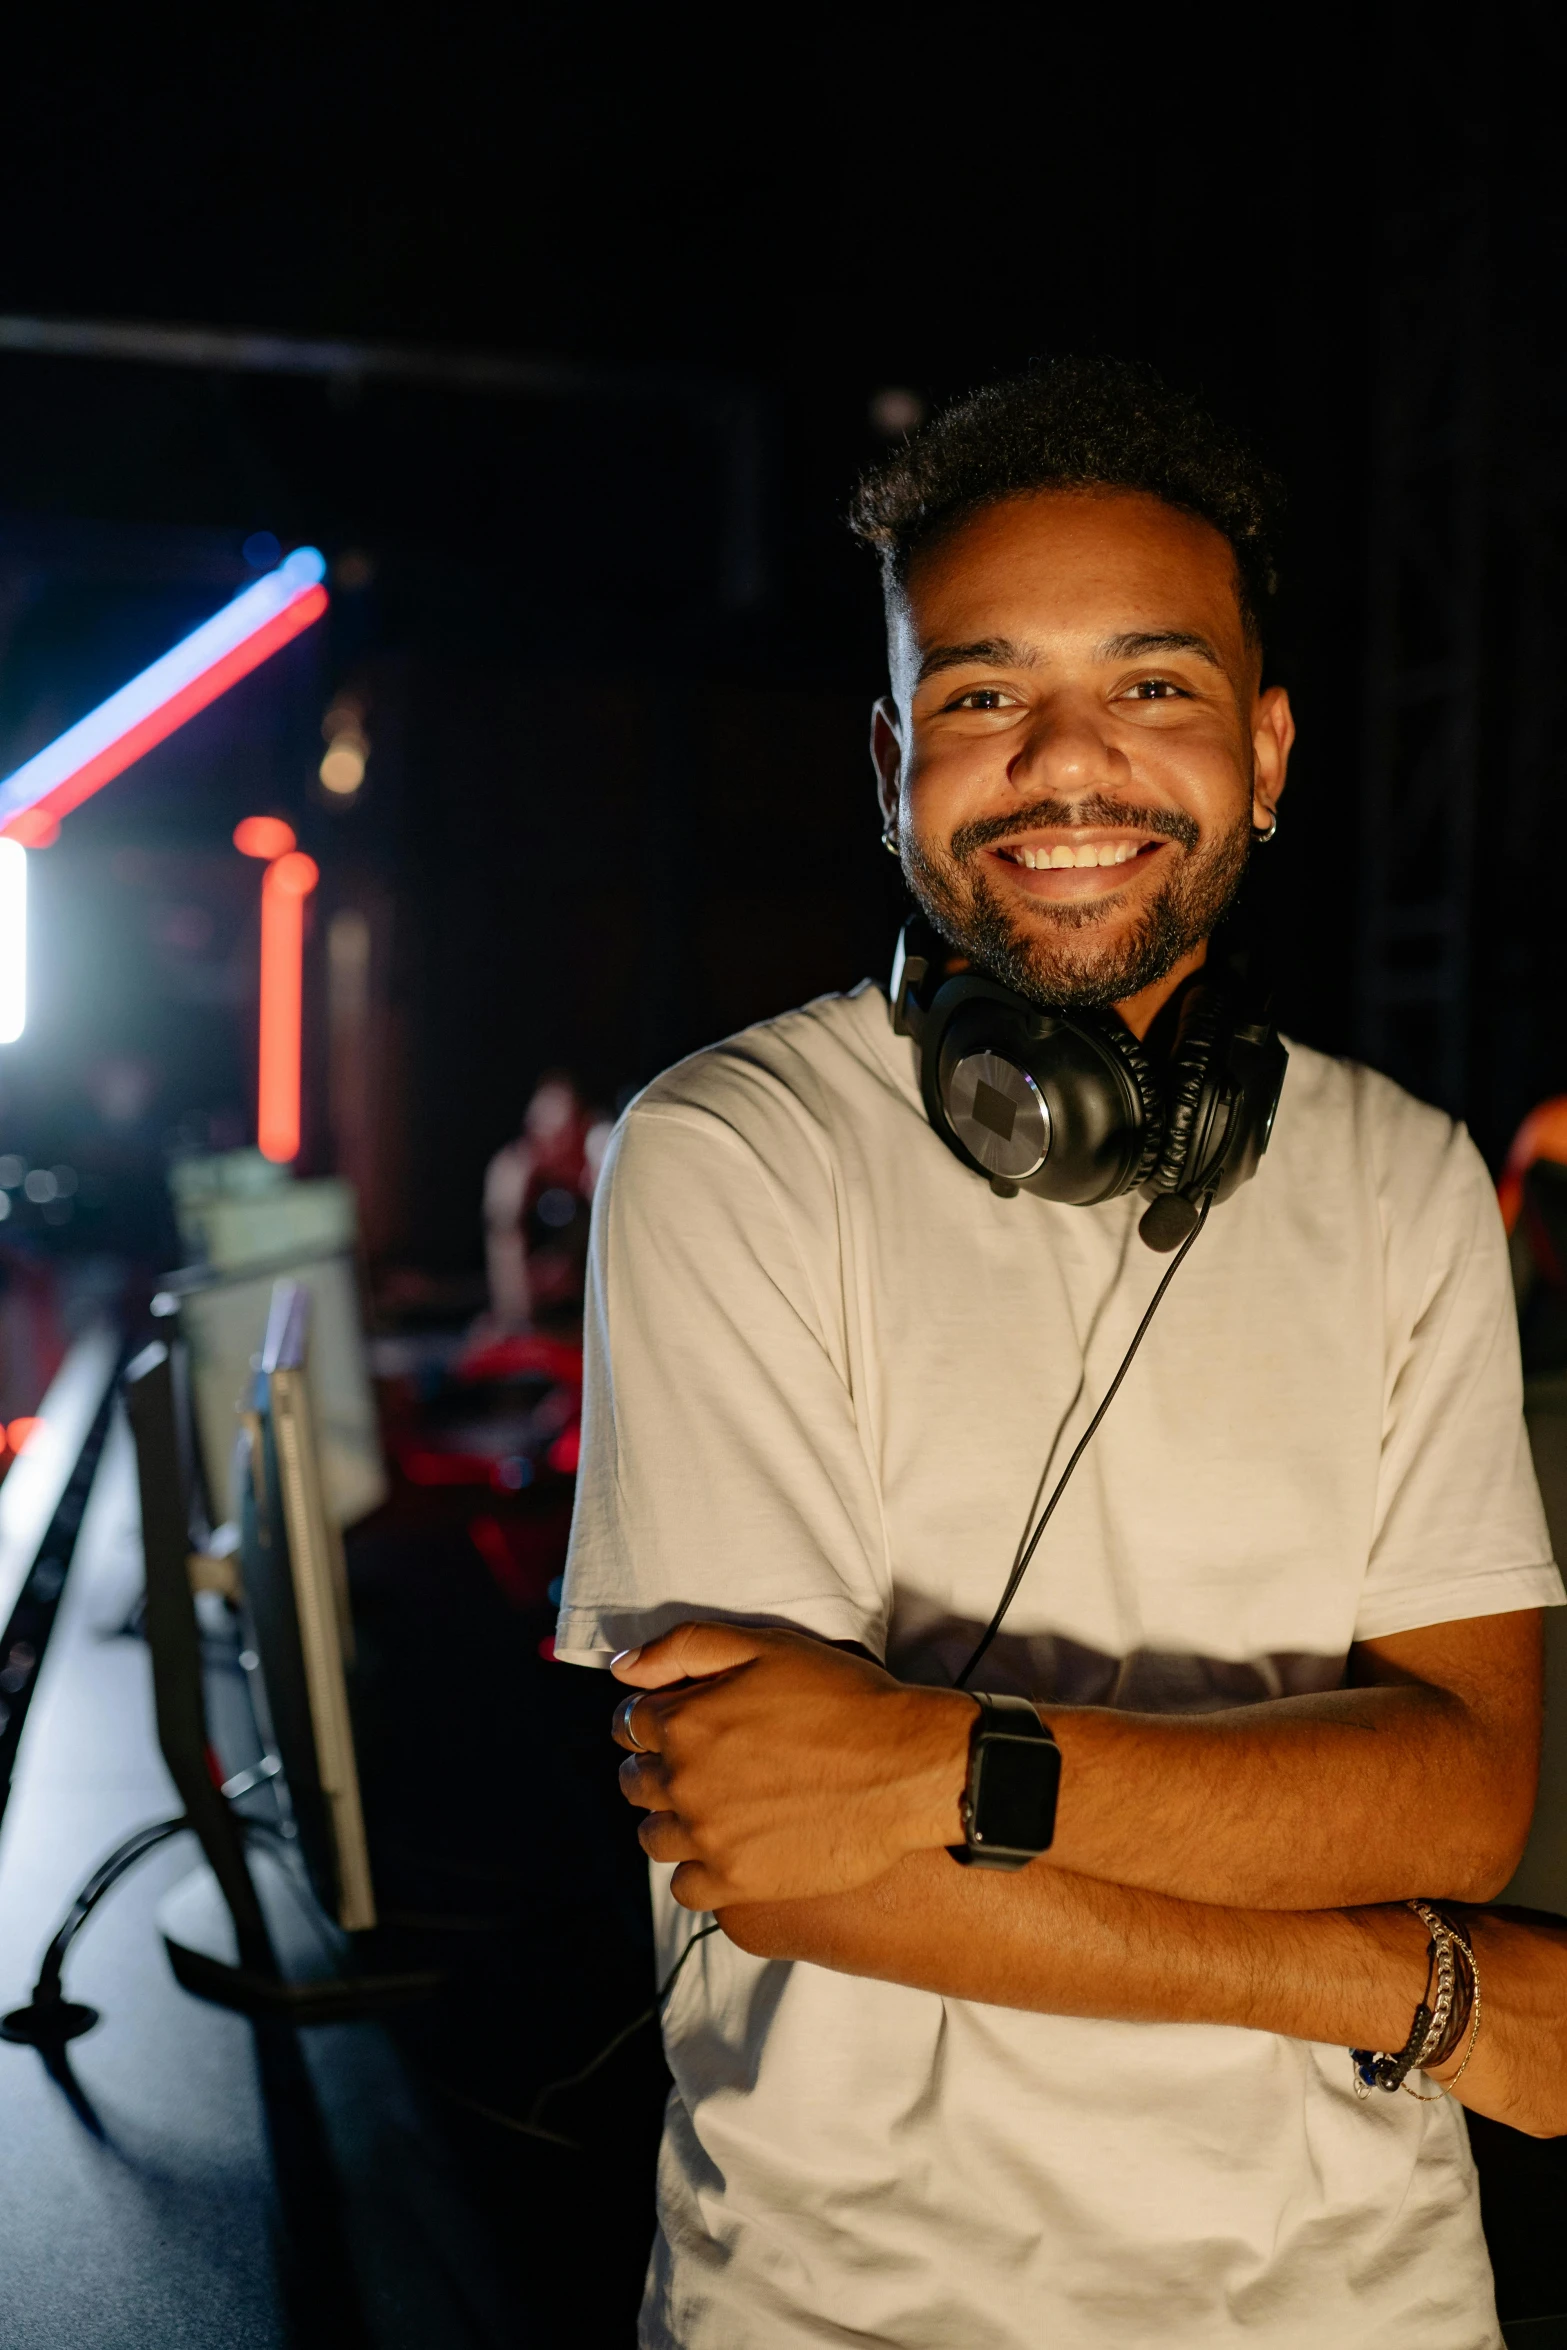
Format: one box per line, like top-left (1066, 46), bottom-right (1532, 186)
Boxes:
top-left (980, 829), bottom-right (1171, 898)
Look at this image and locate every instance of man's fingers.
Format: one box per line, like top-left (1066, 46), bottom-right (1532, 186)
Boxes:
top-left (611, 1690), bottom-right (665, 1754)
top-left (617, 1751), bottom-right (669, 1809)
top-left (669, 1860), bottom-right (725, 1912)
top-left (610, 1620), bottom-right (768, 1688)
top-left (638, 1809), bottom-right (700, 1865)
top-left (633, 1810), bottom-right (733, 1907)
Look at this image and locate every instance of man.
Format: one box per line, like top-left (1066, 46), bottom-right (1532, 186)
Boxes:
top-left (556, 360), bottom-right (1565, 2347)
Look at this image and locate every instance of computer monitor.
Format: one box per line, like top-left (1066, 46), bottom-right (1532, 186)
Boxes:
top-left (238, 1282), bottom-right (376, 1933)
top-left (172, 1245), bottom-right (387, 1535)
top-left (124, 1339), bottom-right (274, 1971)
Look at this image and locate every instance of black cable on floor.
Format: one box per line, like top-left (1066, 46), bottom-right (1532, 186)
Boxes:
top-left (2, 1815), bottom-right (190, 2046)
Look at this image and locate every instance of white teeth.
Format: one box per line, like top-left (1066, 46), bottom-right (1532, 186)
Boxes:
top-left (1009, 840), bottom-right (1146, 869)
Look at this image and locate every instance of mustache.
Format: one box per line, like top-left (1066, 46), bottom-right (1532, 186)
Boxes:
top-left (949, 795), bottom-right (1200, 863)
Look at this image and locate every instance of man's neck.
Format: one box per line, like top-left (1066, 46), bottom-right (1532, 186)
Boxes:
top-left (1112, 939), bottom-right (1210, 1044)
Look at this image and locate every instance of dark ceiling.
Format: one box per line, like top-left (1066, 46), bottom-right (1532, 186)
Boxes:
top-left (0, 16), bottom-right (1562, 1268)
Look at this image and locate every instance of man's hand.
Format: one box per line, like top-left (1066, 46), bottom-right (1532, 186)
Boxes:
top-left (610, 1622), bottom-right (975, 1910)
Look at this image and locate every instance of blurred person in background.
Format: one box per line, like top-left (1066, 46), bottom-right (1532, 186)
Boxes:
top-left (560, 361), bottom-right (1567, 2350)
top-left (482, 1072), bottom-right (610, 1335)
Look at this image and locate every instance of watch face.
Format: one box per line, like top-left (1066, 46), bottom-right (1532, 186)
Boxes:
top-left (973, 1735), bottom-right (1060, 1854)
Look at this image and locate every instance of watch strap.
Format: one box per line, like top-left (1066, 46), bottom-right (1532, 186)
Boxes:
top-left (972, 1691), bottom-right (1053, 1738)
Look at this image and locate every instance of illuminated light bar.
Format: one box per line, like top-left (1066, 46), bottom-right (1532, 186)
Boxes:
top-left (0, 839), bottom-right (25, 1042)
top-left (234, 815), bottom-right (297, 861)
top-left (257, 849), bottom-right (319, 1163)
top-left (0, 548), bottom-right (329, 841)
top-left (8, 809), bottom-right (58, 849)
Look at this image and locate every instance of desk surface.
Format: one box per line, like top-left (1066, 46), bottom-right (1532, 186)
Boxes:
top-left (0, 1323), bottom-right (118, 1637)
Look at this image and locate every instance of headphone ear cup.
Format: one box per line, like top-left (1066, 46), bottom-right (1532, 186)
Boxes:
top-left (1146, 990), bottom-right (1226, 1197)
top-left (1080, 1015), bottom-right (1165, 1192)
top-left (921, 974), bottom-right (1167, 1203)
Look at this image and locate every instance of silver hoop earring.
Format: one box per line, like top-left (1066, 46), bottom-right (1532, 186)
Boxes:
top-left (1252, 810), bottom-right (1279, 845)
top-left (882, 820), bottom-right (901, 858)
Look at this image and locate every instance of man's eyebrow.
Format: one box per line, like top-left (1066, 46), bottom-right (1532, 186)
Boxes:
top-left (914, 629), bottom-right (1227, 686)
top-left (1096, 630), bottom-right (1224, 669)
top-left (915, 637), bottom-right (1037, 684)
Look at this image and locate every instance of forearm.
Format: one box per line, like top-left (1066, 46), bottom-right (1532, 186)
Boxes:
top-left (723, 1850), bottom-right (1428, 2048)
top-left (1040, 1670), bottom-right (1533, 1909)
top-left (609, 1613), bottom-right (1539, 1915)
top-left (722, 1861), bottom-right (1567, 2136)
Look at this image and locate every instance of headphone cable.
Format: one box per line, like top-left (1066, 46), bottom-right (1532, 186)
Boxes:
top-left (422, 1918), bottom-right (722, 2151)
top-left (955, 1192), bottom-right (1213, 1690)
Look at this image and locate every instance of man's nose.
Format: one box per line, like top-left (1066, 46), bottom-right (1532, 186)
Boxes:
top-left (1005, 700), bottom-right (1126, 798)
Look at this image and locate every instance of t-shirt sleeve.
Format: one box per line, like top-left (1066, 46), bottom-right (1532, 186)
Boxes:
top-left (554, 1097), bottom-right (891, 1668)
top-left (1355, 1119), bottom-right (1563, 1641)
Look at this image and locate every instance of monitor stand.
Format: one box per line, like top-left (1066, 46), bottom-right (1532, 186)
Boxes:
top-left (159, 1841), bottom-right (438, 2024)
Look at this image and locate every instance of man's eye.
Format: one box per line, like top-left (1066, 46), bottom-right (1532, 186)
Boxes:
top-left (945, 687), bottom-right (1017, 711)
top-left (1121, 678), bottom-right (1187, 701)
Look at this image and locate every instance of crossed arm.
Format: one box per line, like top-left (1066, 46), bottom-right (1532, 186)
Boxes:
top-left (609, 1611), bottom-right (1567, 2136)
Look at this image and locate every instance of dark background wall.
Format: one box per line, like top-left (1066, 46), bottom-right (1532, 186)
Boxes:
top-left (0, 14), bottom-right (1562, 1281)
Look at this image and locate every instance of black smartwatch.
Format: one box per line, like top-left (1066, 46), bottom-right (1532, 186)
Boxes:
top-left (949, 1692), bottom-right (1061, 1871)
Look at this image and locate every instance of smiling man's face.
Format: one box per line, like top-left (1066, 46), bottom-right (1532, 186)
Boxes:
top-left (872, 489), bottom-right (1294, 1036)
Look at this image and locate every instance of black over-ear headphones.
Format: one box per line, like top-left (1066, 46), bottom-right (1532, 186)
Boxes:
top-left (891, 916), bottom-right (1289, 1251)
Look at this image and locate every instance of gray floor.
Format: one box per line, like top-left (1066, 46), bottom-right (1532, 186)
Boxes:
top-left (0, 1413), bottom-right (518, 2350)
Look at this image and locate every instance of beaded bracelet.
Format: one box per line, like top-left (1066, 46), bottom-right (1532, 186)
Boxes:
top-left (1350, 1903), bottom-right (1477, 2101)
top-left (1401, 1908), bottom-right (1482, 2101)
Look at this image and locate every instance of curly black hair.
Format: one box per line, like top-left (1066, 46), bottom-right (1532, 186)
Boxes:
top-left (849, 358), bottom-right (1283, 646)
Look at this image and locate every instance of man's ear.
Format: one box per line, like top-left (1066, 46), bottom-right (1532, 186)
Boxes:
top-left (871, 695), bottom-right (903, 828)
top-left (1251, 685), bottom-right (1295, 829)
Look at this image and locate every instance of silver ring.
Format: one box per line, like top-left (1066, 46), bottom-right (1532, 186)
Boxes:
top-left (623, 1694), bottom-right (648, 1752)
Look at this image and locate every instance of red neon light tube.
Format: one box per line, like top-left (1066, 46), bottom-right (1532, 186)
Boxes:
top-left (258, 851), bottom-right (319, 1164)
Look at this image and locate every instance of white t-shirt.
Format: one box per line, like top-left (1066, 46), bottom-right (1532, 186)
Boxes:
top-left (558, 982), bottom-right (1560, 2350)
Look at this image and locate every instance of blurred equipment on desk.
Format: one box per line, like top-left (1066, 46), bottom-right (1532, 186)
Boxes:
top-left (2, 1097), bottom-right (654, 2208)
top-left (162, 1148), bottom-right (386, 1530)
top-left (236, 1281), bottom-right (375, 1936)
top-left (3, 1289), bottom-right (435, 2054)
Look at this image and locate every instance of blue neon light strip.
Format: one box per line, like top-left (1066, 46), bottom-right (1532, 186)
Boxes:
top-left (0, 547), bottom-right (328, 826)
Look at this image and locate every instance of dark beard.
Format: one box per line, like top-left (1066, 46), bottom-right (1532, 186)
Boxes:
top-left (903, 791), bottom-right (1253, 1010)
